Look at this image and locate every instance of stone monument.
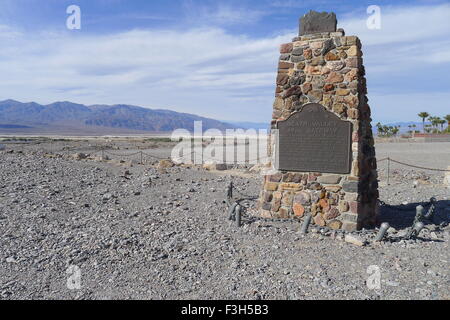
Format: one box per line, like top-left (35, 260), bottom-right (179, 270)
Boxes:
top-left (258, 11), bottom-right (379, 231)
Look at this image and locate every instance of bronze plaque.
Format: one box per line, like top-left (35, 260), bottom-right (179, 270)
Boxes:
top-left (276, 103), bottom-right (352, 174)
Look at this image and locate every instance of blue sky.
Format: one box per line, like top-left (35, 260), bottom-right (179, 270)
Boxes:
top-left (0, 0), bottom-right (449, 123)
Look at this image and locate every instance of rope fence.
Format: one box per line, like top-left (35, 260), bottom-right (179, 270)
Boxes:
top-left (377, 157), bottom-right (450, 172)
top-left (2, 142), bottom-right (450, 172)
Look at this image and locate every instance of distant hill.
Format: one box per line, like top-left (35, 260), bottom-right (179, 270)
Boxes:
top-left (227, 121), bottom-right (269, 131)
top-left (385, 121), bottom-right (427, 127)
top-left (0, 100), bottom-right (235, 134)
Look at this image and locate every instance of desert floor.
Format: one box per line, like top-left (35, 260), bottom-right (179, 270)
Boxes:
top-left (0, 140), bottom-right (449, 300)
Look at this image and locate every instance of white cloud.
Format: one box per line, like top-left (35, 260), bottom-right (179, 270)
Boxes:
top-left (0, 24), bottom-right (22, 39)
top-left (340, 3), bottom-right (450, 71)
top-left (203, 5), bottom-right (265, 25)
top-left (339, 4), bottom-right (450, 122)
top-left (341, 4), bottom-right (450, 47)
top-left (0, 26), bottom-right (293, 121)
top-left (183, 2), bottom-right (266, 26)
top-left (0, 3), bottom-right (449, 123)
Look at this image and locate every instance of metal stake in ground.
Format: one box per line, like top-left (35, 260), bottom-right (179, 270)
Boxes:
top-left (300, 214), bottom-right (312, 234)
top-left (406, 221), bottom-right (425, 240)
top-left (374, 222), bottom-right (390, 242)
top-left (227, 181), bottom-right (233, 200)
top-left (235, 205), bottom-right (242, 228)
top-left (414, 205), bottom-right (425, 225)
top-left (228, 202), bottom-right (238, 221)
top-left (387, 157), bottom-right (391, 185)
top-left (225, 182), bottom-right (234, 207)
top-left (424, 197), bottom-right (437, 220)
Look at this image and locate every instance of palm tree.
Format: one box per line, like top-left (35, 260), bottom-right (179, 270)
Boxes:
top-left (445, 114), bottom-right (450, 126)
top-left (430, 117), bottom-right (443, 133)
top-left (376, 122), bottom-right (384, 137)
top-left (444, 115), bottom-right (450, 133)
top-left (418, 112), bottom-right (429, 133)
top-left (427, 116), bottom-right (436, 132)
top-left (391, 126), bottom-right (399, 137)
top-left (438, 119), bottom-right (446, 132)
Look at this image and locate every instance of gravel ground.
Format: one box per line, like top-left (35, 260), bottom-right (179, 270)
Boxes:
top-left (0, 142), bottom-right (449, 300)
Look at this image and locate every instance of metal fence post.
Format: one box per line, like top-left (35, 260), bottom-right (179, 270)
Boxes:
top-left (374, 222), bottom-right (390, 242)
top-left (235, 205), bottom-right (241, 227)
top-left (228, 202), bottom-right (238, 221)
top-left (300, 214), bottom-right (312, 234)
top-left (407, 221), bottom-right (425, 240)
top-left (387, 157), bottom-right (390, 185)
top-left (414, 205), bottom-right (424, 225)
top-left (424, 197), bottom-right (437, 220)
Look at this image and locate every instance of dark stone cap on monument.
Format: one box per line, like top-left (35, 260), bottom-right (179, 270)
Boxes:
top-left (299, 10), bottom-right (337, 36)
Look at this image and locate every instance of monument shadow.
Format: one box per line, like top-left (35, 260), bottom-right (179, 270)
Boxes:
top-left (378, 199), bottom-right (450, 230)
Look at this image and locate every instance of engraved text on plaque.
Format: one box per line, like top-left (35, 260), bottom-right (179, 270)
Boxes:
top-left (276, 103), bottom-right (352, 174)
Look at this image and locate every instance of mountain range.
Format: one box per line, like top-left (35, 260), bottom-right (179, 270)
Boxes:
top-left (0, 99), bottom-right (238, 135)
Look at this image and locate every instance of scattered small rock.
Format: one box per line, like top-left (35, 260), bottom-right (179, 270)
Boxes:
top-left (344, 234), bottom-right (366, 246)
